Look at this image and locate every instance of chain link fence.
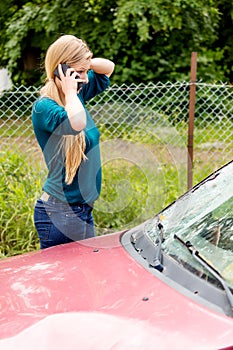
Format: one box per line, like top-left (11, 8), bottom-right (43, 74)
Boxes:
top-left (1, 81), bottom-right (233, 190)
top-left (1, 81), bottom-right (233, 248)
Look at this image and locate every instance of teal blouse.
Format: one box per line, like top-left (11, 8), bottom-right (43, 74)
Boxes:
top-left (32, 70), bottom-right (110, 204)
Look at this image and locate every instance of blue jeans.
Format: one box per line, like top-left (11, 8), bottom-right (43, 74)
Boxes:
top-left (34, 195), bottom-right (95, 249)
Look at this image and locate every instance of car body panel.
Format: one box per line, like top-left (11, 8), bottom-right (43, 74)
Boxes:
top-left (1, 232), bottom-right (233, 349)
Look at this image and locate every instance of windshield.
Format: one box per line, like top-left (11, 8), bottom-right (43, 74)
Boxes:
top-left (145, 161), bottom-right (233, 289)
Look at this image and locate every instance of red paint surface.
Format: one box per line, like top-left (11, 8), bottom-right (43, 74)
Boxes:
top-left (0, 232), bottom-right (233, 349)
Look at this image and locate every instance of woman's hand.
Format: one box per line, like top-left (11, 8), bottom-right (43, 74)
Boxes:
top-left (57, 64), bottom-right (80, 96)
top-left (90, 58), bottom-right (115, 77)
top-left (56, 64), bottom-right (86, 131)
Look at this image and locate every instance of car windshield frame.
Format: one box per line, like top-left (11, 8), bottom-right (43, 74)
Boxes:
top-left (122, 160), bottom-right (233, 317)
top-left (148, 160), bottom-right (233, 287)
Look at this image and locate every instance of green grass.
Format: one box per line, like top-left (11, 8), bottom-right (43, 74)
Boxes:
top-left (0, 151), bottom-right (43, 257)
top-left (0, 146), bottom-right (186, 258)
top-left (94, 159), bottom-right (185, 234)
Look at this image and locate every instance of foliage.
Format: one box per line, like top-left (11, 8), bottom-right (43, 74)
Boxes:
top-left (0, 0), bottom-right (233, 85)
top-left (0, 151), bottom-right (41, 257)
top-left (94, 159), bottom-right (182, 233)
top-left (0, 146), bottom-right (183, 258)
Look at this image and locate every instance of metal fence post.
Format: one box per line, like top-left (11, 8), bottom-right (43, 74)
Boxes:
top-left (187, 52), bottom-right (197, 190)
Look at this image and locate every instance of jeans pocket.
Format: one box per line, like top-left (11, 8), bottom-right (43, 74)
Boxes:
top-left (63, 205), bottom-right (85, 218)
top-left (51, 205), bottom-right (86, 241)
top-left (36, 223), bottom-right (51, 241)
top-left (34, 200), bottom-right (52, 241)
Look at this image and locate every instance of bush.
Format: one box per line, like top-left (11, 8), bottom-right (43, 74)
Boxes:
top-left (0, 151), bottom-right (41, 257)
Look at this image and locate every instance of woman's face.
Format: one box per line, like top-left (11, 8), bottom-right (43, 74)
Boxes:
top-left (72, 60), bottom-right (91, 85)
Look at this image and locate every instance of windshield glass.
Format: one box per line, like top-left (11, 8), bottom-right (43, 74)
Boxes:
top-left (145, 161), bottom-right (233, 289)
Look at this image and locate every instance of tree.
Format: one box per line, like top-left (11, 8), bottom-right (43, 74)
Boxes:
top-left (1, 0), bottom-right (118, 85)
top-left (215, 0), bottom-right (233, 82)
top-left (113, 0), bottom-right (223, 82)
top-left (0, 0), bottom-right (231, 85)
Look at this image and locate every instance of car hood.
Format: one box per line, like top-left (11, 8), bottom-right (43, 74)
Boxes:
top-left (0, 311), bottom-right (212, 350)
top-left (0, 232), bottom-right (233, 349)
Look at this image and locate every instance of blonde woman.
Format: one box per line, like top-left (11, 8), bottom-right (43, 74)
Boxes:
top-left (32, 34), bottom-right (115, 249)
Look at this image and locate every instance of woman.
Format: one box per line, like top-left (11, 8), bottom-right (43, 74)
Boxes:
top-left (32, 34), bottom-right (115, 249)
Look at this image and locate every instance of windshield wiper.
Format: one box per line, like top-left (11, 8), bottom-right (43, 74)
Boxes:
top-left (152, 221), bottom-right (165, 272)
top-left (131, 219), bottom-right (165, 272)
top-left (174, 234), bottom-right (233, 311)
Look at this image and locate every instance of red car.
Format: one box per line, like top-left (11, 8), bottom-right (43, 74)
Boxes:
top-left (1, 161), bottom-right (233, 349)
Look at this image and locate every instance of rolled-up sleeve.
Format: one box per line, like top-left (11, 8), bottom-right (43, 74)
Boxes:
top-left (81, 70), bottom-right (110, 102)
top-left (32, 97), bottom-right (81, 136)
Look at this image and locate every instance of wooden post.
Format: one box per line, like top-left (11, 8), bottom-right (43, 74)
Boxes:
top-left (187, 52), bottom-right (197, 190)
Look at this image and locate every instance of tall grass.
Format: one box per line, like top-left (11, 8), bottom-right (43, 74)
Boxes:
top-left (94, 158), bottom-right (184, 234)
top-left (1, 146), bottom-right (187, 258)
top-left (0, 151), bottom-right (42, 258)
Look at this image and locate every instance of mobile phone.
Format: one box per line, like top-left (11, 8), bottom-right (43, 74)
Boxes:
top-left (54, 63), bottom-right (84, 89)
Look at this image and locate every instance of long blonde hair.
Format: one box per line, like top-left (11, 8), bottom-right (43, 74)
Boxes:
top-left (40, 35), bottom-right (93, 184)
